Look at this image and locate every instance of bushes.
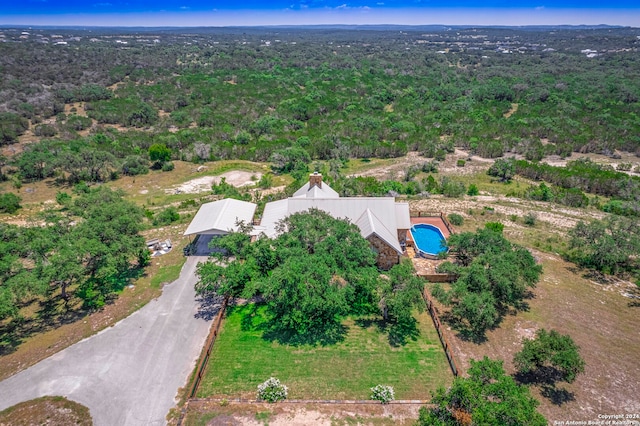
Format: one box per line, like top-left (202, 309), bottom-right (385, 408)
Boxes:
top-left (447, 213), bottom-right (464, 226)
top-left (121, 155), bottom-right (149, 176)
top-left (153, 207), bottom-right (180, 226)
top-left (0, 193), bottom-right (21, 214)
top-left (257, 377), bottom-right (288, 403)
top-left (370, 384), bottom-right (395, 403)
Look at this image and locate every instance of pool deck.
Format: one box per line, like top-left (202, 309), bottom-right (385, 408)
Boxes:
top-left (409, 216), bottom-right (451, 238)
top-left (406, 216), bottom-right (454, 279)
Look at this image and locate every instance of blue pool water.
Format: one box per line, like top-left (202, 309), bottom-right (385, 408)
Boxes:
top-left (410, 224), bottom-right (448, 256)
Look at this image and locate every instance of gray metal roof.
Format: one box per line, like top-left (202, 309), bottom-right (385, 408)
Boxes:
top-left (183, 198), bottom-right (257, 236)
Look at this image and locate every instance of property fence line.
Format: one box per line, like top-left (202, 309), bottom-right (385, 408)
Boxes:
top-left (410, 211), bottom-right (456, 236)
top-left (188, 398), bottom-right (433, 405)
top-left (177, 296), bottom-right (230, 426)
top-left (422, 288), bottom-right (461, 377)
top-left (188, 295), bottom-right (230, 398)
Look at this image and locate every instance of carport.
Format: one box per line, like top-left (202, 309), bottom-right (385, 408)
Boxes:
top-left (184, 198), bottom-right (257, 255)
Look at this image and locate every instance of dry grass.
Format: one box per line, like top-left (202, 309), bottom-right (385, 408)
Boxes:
top-left (181, 401), bottom-right (424, 426)
top-left (432, 252), bottom-right (640, 422)
top-left (414, 194), bottom-right (640, 422)
top-left (0, 396), bottom-right (93, 425)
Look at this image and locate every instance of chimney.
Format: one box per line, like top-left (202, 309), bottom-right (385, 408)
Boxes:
top-left (309, 172), bottom-right (322, 189)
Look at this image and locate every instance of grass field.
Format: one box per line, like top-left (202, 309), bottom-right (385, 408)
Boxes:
top-left (197, 304), bottom-right (452, 400)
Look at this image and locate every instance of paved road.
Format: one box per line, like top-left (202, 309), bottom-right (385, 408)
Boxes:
top-left (0, 256), bottom-right (215, 425)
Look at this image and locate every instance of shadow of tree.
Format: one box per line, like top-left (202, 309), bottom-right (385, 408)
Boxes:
top-left (514, 367), bottom-right (576, 406)
top-left (232, 303), bottom-right (348, 347)
top-left (540, 384), bottom-right (576, 406)
top-left (439, 311), bottom-right (488, 344)
top-left (354, 316), bottom-right (420, 347)
top-left (262, 322), bottom-right (347, 347)
top-left (194, 293), bottom-right (226, 321)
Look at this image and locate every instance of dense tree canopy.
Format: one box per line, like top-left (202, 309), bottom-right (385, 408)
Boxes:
top-left (417, 357), bottom-right (546, 426)
top-left (0, 187), bottom-right (146, 319)
top-left (566, 216), bottom-right (640, 278)
top-left (433, 224), bottom-right (542, 337)
top-left (196, 209), bottom-right (423, 344)
top-left (1, 28), bottom-right (639, 193)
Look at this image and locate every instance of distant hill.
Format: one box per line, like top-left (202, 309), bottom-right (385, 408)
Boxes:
top-left (0, 24), bottom-right (629, 32)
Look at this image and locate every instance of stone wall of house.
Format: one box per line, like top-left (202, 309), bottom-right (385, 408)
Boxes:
top-left (368, 234), bottom-right (400, 270)
top-left (397, 229), bottom-right (408, 248)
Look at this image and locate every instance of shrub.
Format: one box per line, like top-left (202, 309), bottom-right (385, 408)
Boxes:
top-left (149, 143), bottom-right (172, 163)
top-left (448, 213), bottom-right (464, 226)
top-left (524, 212), bottom-right (537, 226)
top-left (441, 177), bottom-right (466, 198)
top-left (456, 159), bottom-right (466, 167)
top-left (370, 384), bottom-right (395, 404)
top-left (154, 207), bottom-right (179, 226)
top-left (0, 192), bottom-right (21, 214)
top-left (122, 155), bottom-right (149, 176)
top-left (257, 377), bottom-right (288, 403)
top-left (485, 221), bottom-right (504, 233)
top-left (467, 183), bottom-right (479, 196)
top-left (161, 161), bottom-right (175, 172)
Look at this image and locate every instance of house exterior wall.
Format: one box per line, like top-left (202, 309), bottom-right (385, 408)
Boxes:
top-left (397, 229), bottom-right (408, 248)
top-left (367, 234), bottom-right (400, 270)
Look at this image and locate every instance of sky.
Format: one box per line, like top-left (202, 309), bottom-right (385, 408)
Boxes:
top-left (1, 0), bottom-right (639, 27)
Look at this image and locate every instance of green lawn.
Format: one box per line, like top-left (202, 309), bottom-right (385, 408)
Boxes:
top-left (197, 304), bottom-right (452, 400)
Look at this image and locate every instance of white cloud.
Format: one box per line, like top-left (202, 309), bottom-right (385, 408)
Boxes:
top-left (535, 6), bottom-right (545, 10)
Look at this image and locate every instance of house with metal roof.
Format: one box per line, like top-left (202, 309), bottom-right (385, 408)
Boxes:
top-left (260, 173), bottom-right (410, 269)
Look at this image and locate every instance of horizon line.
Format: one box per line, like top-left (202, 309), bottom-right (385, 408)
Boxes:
top-left (2, 7), bottom-right (640, 27)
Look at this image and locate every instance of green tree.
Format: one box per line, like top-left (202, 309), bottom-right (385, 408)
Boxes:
top-left (487, 159), bottom-right (515, 183)
top-left (0, 193), bottom-right (21, 214)
top-left (514, 329), bottom-right (585, 385)
top-left (197, 209), bottom-right (407, 345)
top-left (269, 146), bottom-right (311, 174)
top-left (148, 143), bottom-right (172, 163)
top-left (417, 357), bottom-right (546, 426)
top-left (433, 226), bottom-right (541, 337)
top-left (566, 217), bottom-right (640, 276)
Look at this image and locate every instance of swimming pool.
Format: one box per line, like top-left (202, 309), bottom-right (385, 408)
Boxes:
top-left (410, 224), bottom-right (448, 257)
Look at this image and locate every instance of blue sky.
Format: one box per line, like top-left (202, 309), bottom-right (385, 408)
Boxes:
top-left (2, 0), bottom-right (639, 26)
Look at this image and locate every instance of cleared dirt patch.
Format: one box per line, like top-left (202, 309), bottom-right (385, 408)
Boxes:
top-left (0, 396), bottom-right (92, 425)
top-left (165, 170), bottom-right (262, 194)
top-left (182, 401), bottom-right (423, 426)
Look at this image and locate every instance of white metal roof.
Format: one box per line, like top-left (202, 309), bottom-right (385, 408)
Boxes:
top-left (183, 198), bottom-right (257, 236)
top-left (354, 209), bottom-right (403, 253)
top-left (395, 202), bottom-right (411, 230)
top-left (292, 181), bottom-right (339, 198)
top-left (260, 197), bottom-right (405, 253)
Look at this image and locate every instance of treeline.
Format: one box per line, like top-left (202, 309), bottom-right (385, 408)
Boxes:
top-left (12, 138), bottom-right (174, 184)
top-left (0, 27), bottom-right (639, 158)
top-left (514, 158), bottom-right (640, 216)
top-left (0, 187), bottom-right (147, 323)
